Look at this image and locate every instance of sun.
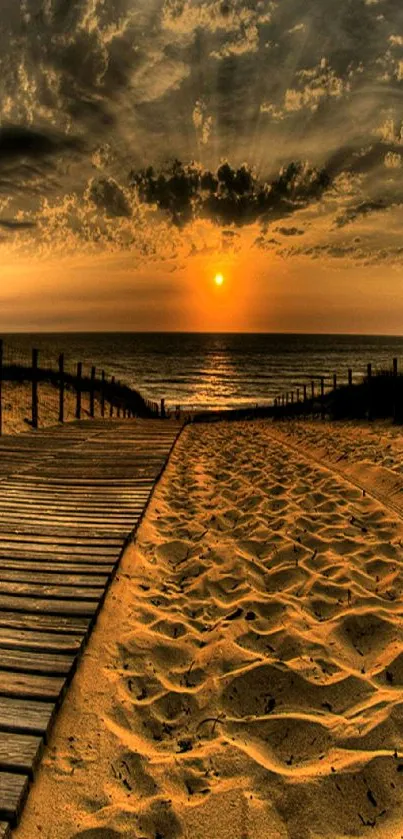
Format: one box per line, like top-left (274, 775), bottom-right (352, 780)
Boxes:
top-left (214, 272), bottom-right (224, 286)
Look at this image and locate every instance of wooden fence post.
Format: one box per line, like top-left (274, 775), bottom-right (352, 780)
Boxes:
top-left (296, 388), bottom-right (300, 403)
top-left (393, 357), bottom-right (398, 421)
top-left (161, 398), bottom-right (166, 419)
top-left (367, 362), bottom-right (372, 421)
top-left (0, 339), bottom-right (3, 437)
top-left (101, 370), bottom-right (105, 418)
top-left (58, 353), bottom-right (64, 423)
top-left (347, 368), bottom-right (353, 418)
top-left (117, 381), bottom-right (121, 418)
top-left (32, 348), bottom-right (38, 430)
top-left (75, 362), bottom-right (82, 420)
top-left (110, 376), bottom-right (115, 417)
top-left (90, 365), bottom-right (96, 418)
top-left (321, 376), bottom-right (325, 420)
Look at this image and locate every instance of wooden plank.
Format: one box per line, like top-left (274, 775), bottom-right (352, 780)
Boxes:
top-left (0, 560), bottom-right (113, 576)
top-left (0, 612), bottom-right (89, 635)
top-left (0, 551), bottom-right (115, 566)
top-left (0, 670), bottom-right (65, 702)
top-left (0, 540), bottom-right (122, 556)
top-left (0, 527), bottom-right (131, 539)
top-left (0, 489), bottom-right (152, 498)
top-left (0, 494), bottom-right (151, 504)
top-left (0, 595), bottom-right (98, 618)
top-left (0, 733), bottom-right (43, 775)
top-left (0, 772), bottom-right (29, 822)
top-left (0, 627), bottom-right (83, 654)
top-left (0, 544), bottom-right (119, 557)
top-left (0, 649), bottom-right (74, 676)
top-left (0, 559), bottom-right (115, 586)
top-left (0, 513), bottom-right (140, 524)
top-left (6, 480), bottom-right (155, 492)
top-left (0, 696), bottom-right (55, 735)
top-left (0, 510), bottom-right (141, 521)
top-left (0, 570), bottom-right (108, 587)
top-left (0, 581), bottom-right (103, 601)
top-left (0, 481), bottom-right (154, 488)
top-left (0, 481), bottom-right (154, 491)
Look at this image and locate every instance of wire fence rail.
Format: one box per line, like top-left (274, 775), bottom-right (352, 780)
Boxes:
top-left (0, 339), bottom-right (160, 435)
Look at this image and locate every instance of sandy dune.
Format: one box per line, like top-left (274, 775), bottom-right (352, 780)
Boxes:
top-left (13, 420), bottom-right (403, 839)
top-left (1, 382), bottom-right (89, 435)
top-left (271, 418), bottom-right (403, 476)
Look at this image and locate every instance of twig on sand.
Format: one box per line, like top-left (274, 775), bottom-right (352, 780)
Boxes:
top-left (185, 659), bottom-right (195, 687)
top-left (196, 714), bottom-right (226, 735)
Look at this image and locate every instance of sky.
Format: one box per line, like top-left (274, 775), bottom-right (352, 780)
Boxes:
top-left (1, 0), bottom-right (403, 332)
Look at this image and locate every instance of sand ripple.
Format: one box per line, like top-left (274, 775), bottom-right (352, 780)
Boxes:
top-left (13, 419), bottom-right (403, 839)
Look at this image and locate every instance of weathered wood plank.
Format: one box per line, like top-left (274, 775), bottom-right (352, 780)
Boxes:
top-left (0, 595), bottom-right (98, 618)
top-left (0, 733), bottom-right (43, 775)
top-left (0, 570), bottom-right (108, 587)
top-left (0, 628), bottom-right (83, 654)
top-left (0, 544), bottom-right (119, 557)
top-left (0, 560), bottom-right (114, 575)
top-left (0, 772), bottom-right (29, 822)
top-left (0, 510), bottom-right (140, 522)
top-left (0, 671), bottom-right (65, 702)
top-left (0, 527), bottom-right (131, 539)
top-left (6, 480), bottom-right (155, 492)
top-left (0, 649), bottom-right (73, 676)
top-left (0, 582), bottom-right (103, 601)
top-left (0, 540), bottom-right (122, 556)
top-left (0, 612), bottom-right (89, 634)
top-left (0, 551), bottom-right (115, 566)
top-left (0, 697), bottom-right (55, 735)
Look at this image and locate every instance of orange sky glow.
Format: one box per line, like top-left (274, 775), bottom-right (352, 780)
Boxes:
top-left (1, 0), bottom-right (403, 333)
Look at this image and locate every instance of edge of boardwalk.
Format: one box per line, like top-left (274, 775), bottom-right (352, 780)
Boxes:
top-left (0, 418), bottom-right (185, 832)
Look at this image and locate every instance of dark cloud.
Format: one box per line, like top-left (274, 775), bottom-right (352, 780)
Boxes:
top-left (130, 159), bottom-right (330, 227)
top-left (276, 226), bottom-right (305, 236)
top-left (254, 235), bottom-right (281, 249)
top-left (335, 199), bottom-right (388, 228)
top-left (88, 178), bottom-right (131, 217)
top-left (0, 0), bottom-right (403, 263)
top-left (0, 124), bottom-right (81, 162)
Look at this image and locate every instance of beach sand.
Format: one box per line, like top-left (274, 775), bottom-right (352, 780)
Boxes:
top-left (12, 419), bottom-right (403, 839)
top-left (1, 382), bottom-right (91, 435)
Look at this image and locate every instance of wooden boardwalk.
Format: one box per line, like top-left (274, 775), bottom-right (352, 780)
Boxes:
top-left (0, 419), bottom-right (182, 836)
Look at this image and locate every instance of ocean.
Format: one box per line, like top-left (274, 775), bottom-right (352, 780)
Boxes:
top-left (2, 332), bottom-right (403, 412)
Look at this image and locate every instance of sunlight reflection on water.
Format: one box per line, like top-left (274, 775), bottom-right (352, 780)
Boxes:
top-left (2, 332), bottom-right (403, 410)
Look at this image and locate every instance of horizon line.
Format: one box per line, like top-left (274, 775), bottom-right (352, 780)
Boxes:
top-left (1, 329), bottom-right (403, 338)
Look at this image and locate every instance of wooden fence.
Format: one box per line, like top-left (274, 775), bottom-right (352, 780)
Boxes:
top-left (0, 340), bottom-right (160, 435)
top-left (273, 357), bottom-right (402, 422)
